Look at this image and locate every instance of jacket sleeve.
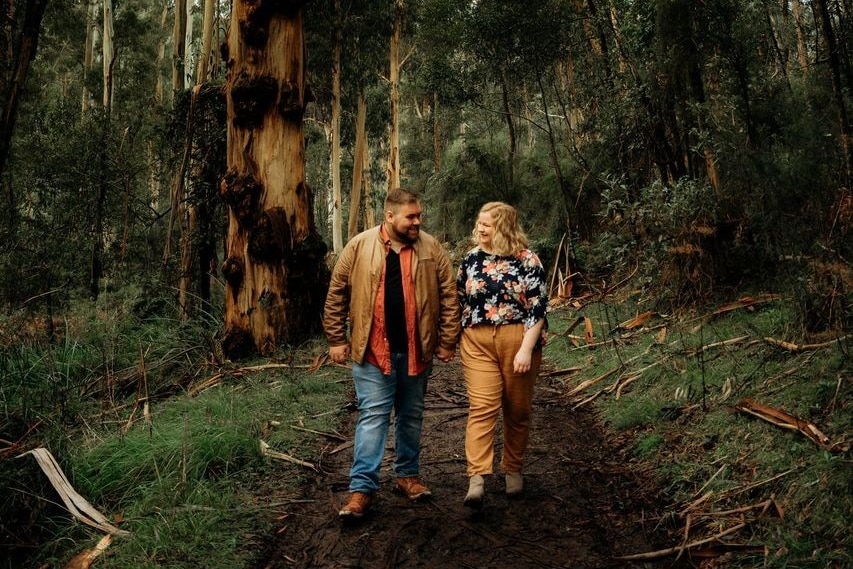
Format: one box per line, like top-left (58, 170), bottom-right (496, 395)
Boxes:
top-left (435, 245), bottom-right (461, 350)
top-left (323, 244), bottom-right (354, 347)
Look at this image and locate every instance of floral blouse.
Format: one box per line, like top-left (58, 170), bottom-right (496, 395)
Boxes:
top-left (457, 247), bottom-right (549, 331)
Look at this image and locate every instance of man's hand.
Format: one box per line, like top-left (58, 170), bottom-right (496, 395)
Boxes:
top-left (435, 346), bottom-right (455, 363)
top-left (329, 345), bottom-right (350, 364)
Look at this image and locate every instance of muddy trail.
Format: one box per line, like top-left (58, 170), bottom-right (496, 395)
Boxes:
top-left (253, 360), bottom-right (690, 569)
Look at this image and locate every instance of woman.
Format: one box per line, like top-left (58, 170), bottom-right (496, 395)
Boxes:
top-left (457, 201), bottom-right (548, 508)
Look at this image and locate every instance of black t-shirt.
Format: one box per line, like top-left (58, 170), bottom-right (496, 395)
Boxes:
top-left (384, 249), bottom-right (408, 353)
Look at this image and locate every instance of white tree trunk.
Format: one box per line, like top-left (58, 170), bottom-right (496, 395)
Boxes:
top-left (102, 0), bottom-right (115, 112)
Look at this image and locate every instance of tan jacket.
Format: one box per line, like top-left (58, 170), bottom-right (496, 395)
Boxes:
top-left (324, 225), bottom-right (460, 365)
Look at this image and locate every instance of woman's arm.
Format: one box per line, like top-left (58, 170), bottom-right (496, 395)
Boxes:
top-left (513, 317), bottom-right (545, 374)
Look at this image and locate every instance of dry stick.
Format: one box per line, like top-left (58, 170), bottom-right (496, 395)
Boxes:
top-left (691, 498), bottom-right (776, 518)
top-left (572, 388), bottom-right (604, 410)
top-left (828, 374), bottom-right (843, 414)
top-left (681, 491), bottom-right (714, 517)
top-left (723, 469), bottom-right (796, 500)
top-left (259, 440), bottom-right (319, 471)
top-left (289, 425), bottom-right (347, 442)
top-left (764, 335), bottom-right (848, 352)
top-left (615, 522), bottom-right (747, 560)
top-left (686, 464), bottom-right (728, 508)
top-left (566, 366), bottom-right (620, 396)
top-left (686, 335), bottom-right (751, 356)
top-left (610, 357), bottom-right (669, 398)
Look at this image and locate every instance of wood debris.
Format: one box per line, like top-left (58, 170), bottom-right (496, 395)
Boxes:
top-left (764, 335), bottom-right (847, 352)
top-left (62, 534), bottom-right (112, 569)
top-left (734, 398), bottom-right (848, 452)
top-left (712, 294), bottom-right (782, 316)
top-left (259, 440), bottom-right (319, 471)
top-left (616, 497), bottom-right (781, 561)
top-left (17, 448), bottom-right (128, 535)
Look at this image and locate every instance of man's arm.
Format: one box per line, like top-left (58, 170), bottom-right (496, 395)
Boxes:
top-left (434, 245), bottom-right (461, 352)
top-left (323, 245), bottom-right (354, 358)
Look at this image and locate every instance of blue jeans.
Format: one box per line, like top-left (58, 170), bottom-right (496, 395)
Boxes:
top-left (349, 354), bottom-right (431, 493)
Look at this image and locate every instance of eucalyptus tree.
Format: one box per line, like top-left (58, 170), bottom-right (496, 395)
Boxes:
top-left (305, 0), bottom-right (393, 249)
top-left (220, 0), bottom-right (328, 358)
top-left (0, 0), bottom-right (50, 188)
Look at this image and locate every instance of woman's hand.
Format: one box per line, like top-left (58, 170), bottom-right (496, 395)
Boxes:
top-left (513, 347), bottom-right (533, 373)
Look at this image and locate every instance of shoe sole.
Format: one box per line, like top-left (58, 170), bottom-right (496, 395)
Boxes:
top-left (463, 495), bottom-right (483, 509)
top-left (339, 510), bottom-right (367, 519)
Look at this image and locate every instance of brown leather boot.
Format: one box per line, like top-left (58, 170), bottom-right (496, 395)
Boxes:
top-left (395, 477), bottom-right (432, 501)
top-left (338, 492), bottom-right (373, 518)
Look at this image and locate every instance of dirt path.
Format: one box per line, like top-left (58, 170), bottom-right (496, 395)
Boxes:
top-left (253, 360), bottom-right (688, 569)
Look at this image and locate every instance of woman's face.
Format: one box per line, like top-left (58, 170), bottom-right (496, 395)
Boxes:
top-left (476, 211), bottom-right (495, 251)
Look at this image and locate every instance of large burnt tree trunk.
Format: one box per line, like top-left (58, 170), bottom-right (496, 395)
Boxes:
top-left (220, 0), bottom-right (328, 359)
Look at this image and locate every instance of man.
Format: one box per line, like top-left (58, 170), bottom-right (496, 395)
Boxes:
top-left (324, 188), bottom-right (460, 519)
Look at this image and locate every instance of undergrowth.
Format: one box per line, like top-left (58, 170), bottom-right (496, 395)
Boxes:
top-left (544, 296), bottom-right (850, 568)
top-left (1, 283), bottom-right (848, 568)
top-left (0, 291), bottom-right (348, 569)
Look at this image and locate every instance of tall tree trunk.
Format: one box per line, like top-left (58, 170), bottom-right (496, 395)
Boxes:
top-left (172, 0), bottom-right (187, 101)
top-left (792, 0), bottom-right (810, 71)
top-left (500, 70), bottom-right (515, 188)
top-left (155, 0), bottom-right (168, 105)
top-left (387, 0), bottom-right (403, 191)
top-left (220, 0), bottom-right (328, 358)
top-left (329, 0), bottom-right (343, 252)
top-left (184, 0), bottom-right (194, 87)
top-left (363, 137), bottom-right (375, 228)
top-left (348, 92), bottom-right (367, 240)
top-left (102, 0), bottom-right (115, 111)
top-left (814, 0), bottom-right (852, 185)
top-left (195, 0), bottom-right (216, 85)
top-left (432, 91), bottom-right (442, 171)
top-left (0, 0), bottom-right (48, 177)
top-left (761, 0), bottom-right (791, 88)
top-left (81, 0), bottom-right (96, 112)
top-left (176, 0), bottom-right (219, 320)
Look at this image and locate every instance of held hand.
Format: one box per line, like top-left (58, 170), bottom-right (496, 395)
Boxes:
top-left (435, 346), bottom-right (455, 363)
top-left (329, 345), bottom-right (350, 364)
top-left (513, 348), bottom-right (533, 374)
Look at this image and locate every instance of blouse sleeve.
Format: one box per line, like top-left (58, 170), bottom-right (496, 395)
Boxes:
top-left (522, 251), bottom-right (549, 330)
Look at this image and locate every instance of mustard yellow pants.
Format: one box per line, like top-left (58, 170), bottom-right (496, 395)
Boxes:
top-left (460, 323), bottom-right (541, 476)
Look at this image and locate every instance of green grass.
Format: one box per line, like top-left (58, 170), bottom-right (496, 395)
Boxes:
top-left (3, 289), bottom-right (848, 568)
top-left (544, 296), bottom-right (850, 568)
top-left (54, 356), bottom-right (347, 569)
top-left (0, 294), bottom-right (349, 569)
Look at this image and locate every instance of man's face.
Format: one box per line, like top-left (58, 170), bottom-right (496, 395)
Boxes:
top-left (385, 201), bottom-right (422, 244)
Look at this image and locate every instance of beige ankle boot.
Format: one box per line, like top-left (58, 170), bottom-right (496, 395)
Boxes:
top-left (463, 474), bottom-right (485, 508)
top-left (505, 472), bottom-right (523, 496)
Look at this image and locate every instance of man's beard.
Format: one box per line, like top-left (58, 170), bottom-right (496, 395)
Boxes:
top-left (388, 222), bottom-right (419, 244)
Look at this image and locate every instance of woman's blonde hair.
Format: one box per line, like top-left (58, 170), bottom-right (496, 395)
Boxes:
top-left (471, 201), bottom-right (528, 256)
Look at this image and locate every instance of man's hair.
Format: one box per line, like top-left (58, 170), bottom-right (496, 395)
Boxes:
top-left (472, 201), bottom-right (529, 256)
top-left (385, 187), bottom-right (420, 213)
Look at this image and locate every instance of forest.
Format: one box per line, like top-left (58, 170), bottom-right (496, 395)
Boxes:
top-left (0, 1), bottom-right (849, 568)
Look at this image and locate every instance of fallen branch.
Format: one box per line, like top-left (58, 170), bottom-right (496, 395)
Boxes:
top-left (542, 366), bottom-right (583, 378)
top-left (259, 440), bottom-right (319, 471)
top-left (712, 294), bottom-right (782, 317)
top-left (566, 367), bottom-right (619, 397)
top-left (734, 398), bottom-right (848, 452)
top-left (615, 522), bottom-right (747, 560)
top-left (62, 534), bottom-right (113, 569)
top-left (289, 425), bottom-right (347, 442)
top-left (763, 335), bottom-right (847, 353)
top-left (686, 335), bottom-right (750, 356)
top-left (17, 448), bottom-right (128, 535)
